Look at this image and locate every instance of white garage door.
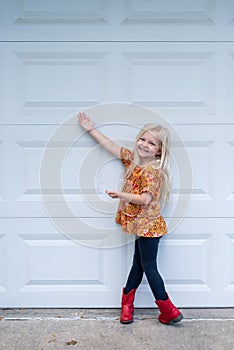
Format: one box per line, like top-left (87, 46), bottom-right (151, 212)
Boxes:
top-left (1, 0), bottom-right (234, 307)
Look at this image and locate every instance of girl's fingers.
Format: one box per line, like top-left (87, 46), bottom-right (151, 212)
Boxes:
top-left (78, 112), bottom-right (87, 121)
top-left (105, 190), bottom-right (113, 196)
top-left (105, 190), bottom-right (118, 198)
top-left (78, 112), bottom-right (90, 127)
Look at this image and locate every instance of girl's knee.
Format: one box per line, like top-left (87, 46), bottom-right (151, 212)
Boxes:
top-left (142, 261), bottom-right (157, 273)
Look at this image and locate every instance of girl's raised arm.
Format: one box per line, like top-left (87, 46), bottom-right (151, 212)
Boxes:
top-left (77, 112), bottom-right (121, 159)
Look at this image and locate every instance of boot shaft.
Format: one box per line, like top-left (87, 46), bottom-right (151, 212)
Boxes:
top-left (120, 288), bottom-right (137, 324)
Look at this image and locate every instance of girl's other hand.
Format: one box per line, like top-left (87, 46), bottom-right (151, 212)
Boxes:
top-left (77, 112), bottom-right (94, 131)
top-left (105, 190), bottom-right (118, 199)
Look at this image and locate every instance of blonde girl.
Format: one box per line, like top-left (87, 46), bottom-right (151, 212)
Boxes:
top-left (78, 112), bottom-right (183, 325)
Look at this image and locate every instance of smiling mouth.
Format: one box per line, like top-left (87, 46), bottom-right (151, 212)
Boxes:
top-left (139, 147), bottom-right (149, 153)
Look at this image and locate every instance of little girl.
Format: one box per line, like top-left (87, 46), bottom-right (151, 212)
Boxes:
top-left (78, 111), bottom-right (183, 325)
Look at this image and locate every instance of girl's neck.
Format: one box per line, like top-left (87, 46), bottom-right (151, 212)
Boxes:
top-left (138, 158), bottom-right (156, 167)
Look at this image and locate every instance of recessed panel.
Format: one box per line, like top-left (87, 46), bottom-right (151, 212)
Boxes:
top-left (19, 235), bottom-right (107, 292)
top-left (159, 234), bottom-right (212, 291)
top-left (0, 141), bottom-right (5, 202)
top-left (124, 0), bottom-right (214, 25)
top-left (123, 52), bottom-right (214, 111)
top-left (16, 51), bottom-right (106, 109)
top-left (15, 0), bottom-right (107, 24)
top-left (0, 233), bottom-right (6, 293)
top-left (224, 234), bottom-right (234, 291)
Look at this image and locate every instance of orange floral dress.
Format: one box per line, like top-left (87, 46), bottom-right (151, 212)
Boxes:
top-left (115, 147), bottom-right (167, 238)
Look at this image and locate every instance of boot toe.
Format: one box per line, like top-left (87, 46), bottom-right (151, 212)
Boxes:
top-left (159, 312), bottom-right (183, 325)
top-left (120, 318), bottom-right (133, 324)
top-left (168, 313), bottom-right (183, 324)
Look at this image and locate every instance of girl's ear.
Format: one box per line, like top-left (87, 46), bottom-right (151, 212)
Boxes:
top-left (156, 150), bottom-right (161, 157)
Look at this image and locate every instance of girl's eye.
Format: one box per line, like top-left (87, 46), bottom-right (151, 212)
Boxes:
top-left (150, 142), bottom-right (156, 146)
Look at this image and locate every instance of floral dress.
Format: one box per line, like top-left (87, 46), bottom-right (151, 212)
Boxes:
top-left (115, 147), bottom-right (167, 238)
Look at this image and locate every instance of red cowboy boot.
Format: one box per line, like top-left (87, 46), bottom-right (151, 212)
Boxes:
top-left (156, 295), bottom-right (183, 325)
top-left (120, 288), bottom-right (137, 324)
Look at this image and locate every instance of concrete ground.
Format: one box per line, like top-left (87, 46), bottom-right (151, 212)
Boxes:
top-left (0, 308), bottom-right (234, 350)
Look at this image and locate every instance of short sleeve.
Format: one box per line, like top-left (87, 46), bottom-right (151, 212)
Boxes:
top-left (140, 168), bottom-right (162, 196)
top-left (120, 147), bottom-right (132, 168)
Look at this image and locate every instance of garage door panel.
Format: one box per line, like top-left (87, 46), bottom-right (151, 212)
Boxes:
top-left (0, 42), bottom-right (229, 125)
top-left (170, 125), bottom-right (230, 216)
top-left (18, 235), bottom-right (108, 292)
top-left (159, 234), bottom-right (212, 292)
top-left (130, 218), bottom-right (226, 307)
top-left (0, 0), bottom-right (108, 41)
top-left (1, 127), bottom-right (52, 212)
top-left (0, 45), bottom-right (109, 124)
top-left (137, 234), bottom-right (213, 295)
top-left (123, 0), bottom-right (214, 26)
top-left (1, 124), bottom-right (233, 219)
top-left (224, 141), bottom-right (234, 203)
top-left (15, 51), bottom-right (106, 108)
top-left (1, 0), bottom-right (232, 41)
top-left (181, 140), bottom-right (215, 200)
top-left (224, 233), bottom-right (234, 292)
top-left (122, 50), bottom-right (215, 114)
top-left (13, 0), bottom-right (107, 25)
top-left (1, 218), bottom-right (124, 307)
top-left (7, 130), bottom-right (119, 218)
top-left (227, 52), bottom-right (234, 114)
top-left (0, 141), bottom-right (5, 203)
top-left (0, 233), bottom-right (6, 294)
top-left (170, 138), bottom-right (215, 198)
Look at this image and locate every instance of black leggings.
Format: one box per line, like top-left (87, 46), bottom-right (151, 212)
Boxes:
top-left (124, 236), bottom-right (167, 301)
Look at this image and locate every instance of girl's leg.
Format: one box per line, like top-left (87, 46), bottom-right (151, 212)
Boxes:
top-left (120, 238), bottom-right (143, 324)
top-left (121, 236), bottom-right (182, 324)
top-left (137, 236), bottom-right (183, 324)
top-left (124, 238), bottom-right (144, 294)
top-left (137, 236), bottom-right (167, 301)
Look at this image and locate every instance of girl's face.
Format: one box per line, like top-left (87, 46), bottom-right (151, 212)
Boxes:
top-left (136, 131), bottom-right (161, 164)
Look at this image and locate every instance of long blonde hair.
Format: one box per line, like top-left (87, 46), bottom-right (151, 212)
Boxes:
top-left (125, 124), bottom-right (171, 206)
